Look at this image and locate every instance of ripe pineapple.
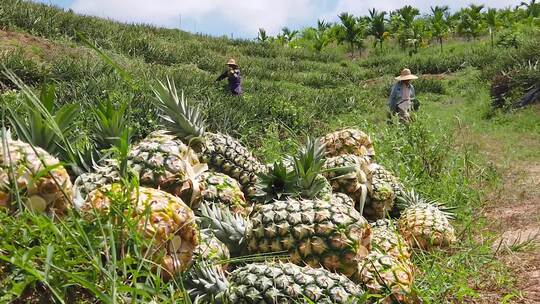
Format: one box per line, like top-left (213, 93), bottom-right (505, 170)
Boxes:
top-left (73, 131), bottom-right (207, 208)
top-left (199, 171), bottom-right (249, 216)
top-left (371, 219), bottom-right (411, 262)
top-left (194, 229), bottom-right (230, 269)
top-left (152, 79), bottom-right (266, 197)
top-left (331, 192), bottom-right (356, 208)
top-left (81, 185), bottom-right (199, 278)
top-left (188, 262), bottom-right (365, 304)
top-left (323, 154), bottom-right (370, 211)
top-left (0, 136), bottom-right (72, 215)
top-left (358, 251), bottom-right (415, 303)
top-left (397, 190), bottom-right (456, 250)
top-left (368, 163), bottom-right (405, 218)
top-left (256, 137), bottom-right (332, 203)
top-left (321, 128), bottom-right (375, 159)
top-left (365, 179), bottom-right (395, 220)
top-left (73, 159), bottom-right (120, 205)
top-left (128, 130), bottom-right (206, 205)
top-left (200, 195), bottom-right (372, 281)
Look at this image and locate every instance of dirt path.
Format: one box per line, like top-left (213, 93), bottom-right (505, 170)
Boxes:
top-left (475, 130), bottom-right (540, 302)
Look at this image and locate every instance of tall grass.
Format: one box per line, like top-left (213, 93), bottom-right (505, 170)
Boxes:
top-left (0, 0), bottom-right (539, 302)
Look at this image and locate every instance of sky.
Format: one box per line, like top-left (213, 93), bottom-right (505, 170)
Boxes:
top-left (35, 0), bottom-right (523, 38)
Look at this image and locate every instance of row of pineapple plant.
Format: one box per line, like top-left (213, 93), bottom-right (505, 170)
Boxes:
top-left (0, 74), bottom-right (457, 303)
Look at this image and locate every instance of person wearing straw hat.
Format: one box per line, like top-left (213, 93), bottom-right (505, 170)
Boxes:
top-left (216, 58), bottom-right (243, 95)
top-left (388, 68), bottom-right (419, 123)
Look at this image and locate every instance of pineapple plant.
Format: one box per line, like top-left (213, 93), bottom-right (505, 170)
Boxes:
top-left (80, 184), bottom-right (199, 278)
top-left (397, 190), bottom-right (456, 250)
top-left (0, 133), bottom-right (72, 215)
top-left (200, 194), bottom-right (372, 281)
top-left (152, 78), bottom-right (266, 197)
top-left (188, 261), bottom-right (366, 304)
top-left (322, 154), bottom-right (370, 212)
top-left (255, 137), bottom-right (333, 203)
top-left (199, 171), bottom-right (249, 216)
top-left (321, 128), bottom-right (375, 159)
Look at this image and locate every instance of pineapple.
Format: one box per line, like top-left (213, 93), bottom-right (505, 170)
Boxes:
top-left (371, 219), bottom-right (411, 262)
top-left (128, 130), bottom-right (207, 206)
top-left (397, 190), bottom-right (456, 250)
top-left (199, 171), bottom-right (249, 216)
top-left (194, 229), bottom-right (230, 269)
top-left (256, 137), bottom-right (332, 203)
top-left (358, 251), bottom-right (415, 303)
top-left (73, 130), bottom-right (207, 208)
top-left (200, 194), bottom-right (372, 281)
top-left (331, 192), bottom-right (356, 208)
top-left (152, 79), bottom-right (266, 197)
top-left (321, 128), bottom-right (375, 159)
top-left (73, 158), bottom-right (121, 205)
top-left (0, 135), bottom-right (72, 215)
top-left (80, 185), bottom-right (199, 278)
top-left (323, 154), bottom-right (370, 212)
top-left (368, 163), bottom-right (405, 218)
top-left (365, 179), bottom-right (395, 220)
top-left (188, 262), bottom-right (365, 304)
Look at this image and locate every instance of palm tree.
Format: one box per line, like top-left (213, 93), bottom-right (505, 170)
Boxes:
top-left (430, 5), bottom-right (450, 52)
top-left (368, 8), bottom-right (388, 52)
top-left (393, 5), bottom-right (420, 51)
top-left (338, 12), bottom-right (359, 53)
top-left (457, 5), bottom-right (484, 40)
top-left (407, 19), bottom-right (430, 54)
top-left (520, 0), bottom-right (540, 17)
top-left (281, 27), bottom-right (299, 44)
top-left (257, 28), bottom-right (269, 43)
top-left (485, 8), bottom-right (499, 48)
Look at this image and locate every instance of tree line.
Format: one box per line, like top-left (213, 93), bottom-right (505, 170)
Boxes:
top-left (256, 1), bottom-right (540, 54)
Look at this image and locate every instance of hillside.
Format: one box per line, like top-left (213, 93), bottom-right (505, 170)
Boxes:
top-left (0, 1), bottom-right (539, 303)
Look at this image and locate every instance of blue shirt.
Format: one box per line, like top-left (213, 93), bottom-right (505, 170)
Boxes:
top-left (388, 81), bottom-right (415, 113)
top-left (217, 68), bottom-right (242, 95)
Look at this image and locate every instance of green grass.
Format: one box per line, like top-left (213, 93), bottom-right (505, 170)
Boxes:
top-left (0, 1), bottom-right (539, 303)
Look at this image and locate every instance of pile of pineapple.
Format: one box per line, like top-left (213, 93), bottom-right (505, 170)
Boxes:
top-left (0, 79), bottom-right (456, 303)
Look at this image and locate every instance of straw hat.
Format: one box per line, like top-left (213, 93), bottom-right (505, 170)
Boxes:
top-left (227, 58), bottom-right (237, 66)
top-left (395, 68), bottom-right (418, 81)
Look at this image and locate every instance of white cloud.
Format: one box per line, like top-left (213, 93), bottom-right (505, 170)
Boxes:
top-left (70, 0), bottom-right (318, 37)
top-left (68, 0), bottom-right (523, 37)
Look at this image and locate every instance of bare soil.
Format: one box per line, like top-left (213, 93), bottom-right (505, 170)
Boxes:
top-left (476, 132), bottom-right (540, 302)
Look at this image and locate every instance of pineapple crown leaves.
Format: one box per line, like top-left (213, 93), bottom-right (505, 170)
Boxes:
top-left (151, 77), bottom-right (206, 145)
top-left (186, 261), bottom-right (228, 304)
top-left (198, 202), bottom-right (249, 255)
top-left (2, 69), bottom-right (99, 175)
top-left (92, 99), bottom-right (130, 151)
top-left (257, 137), bottom-right (337, 201)
top-left (398, 189), bottom-right (455, 219)
top-left (254, 161), bottom-right (297, 203)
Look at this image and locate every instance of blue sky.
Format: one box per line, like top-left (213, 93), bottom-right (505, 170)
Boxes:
top-left (35, 0), bottom-right (523, 38)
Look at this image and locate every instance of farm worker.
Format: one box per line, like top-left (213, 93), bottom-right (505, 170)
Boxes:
top-left (388, 68), bottom-right (419, 123)
top-left (216, 58), bottom-right (243, 95)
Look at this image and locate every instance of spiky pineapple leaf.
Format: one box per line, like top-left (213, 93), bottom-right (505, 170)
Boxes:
top-left (151, 77), bottom-right (205, 144)
top-left (92, 99), bottom-right (130, 150)
top-left (254, 161), bottom-right (296, 203)
top-left (7, 84), bottom-right (81, 158)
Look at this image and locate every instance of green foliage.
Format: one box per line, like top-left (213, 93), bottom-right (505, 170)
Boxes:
top-left (0, 1), bottom-right (539, 302)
